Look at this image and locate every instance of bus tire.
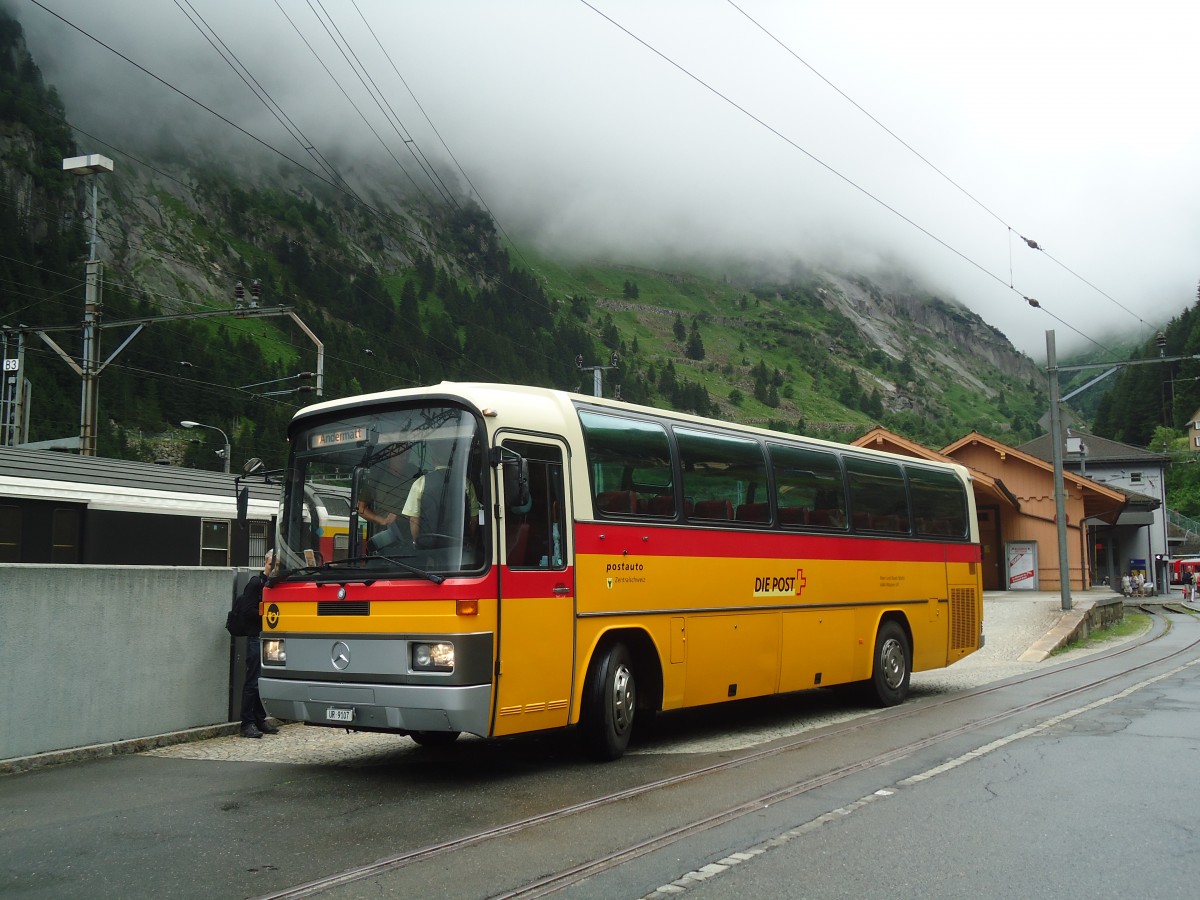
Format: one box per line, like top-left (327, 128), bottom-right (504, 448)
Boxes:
top-left (409, 730), bottom-right (460, 748)
top-left (582, 642), bottom-right (637, 760)
top-left (869, 620), bottom-right (911, 706)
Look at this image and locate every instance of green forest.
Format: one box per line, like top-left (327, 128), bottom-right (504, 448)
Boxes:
top-left (1089, 288), bottom-right (1200, 517)
top-left (7, 6), bottom-right (1200, 521)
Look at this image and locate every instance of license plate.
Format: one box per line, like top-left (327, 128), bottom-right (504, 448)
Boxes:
top-left (327, 707), bottom-right (355, 722)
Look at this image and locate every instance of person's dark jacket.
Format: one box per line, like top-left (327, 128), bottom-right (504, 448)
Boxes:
top-left (226, 574), bottom-right (266, 637)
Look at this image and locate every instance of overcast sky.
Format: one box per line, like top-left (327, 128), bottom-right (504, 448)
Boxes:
top-left (13, 0), bottom-right (1200, 358)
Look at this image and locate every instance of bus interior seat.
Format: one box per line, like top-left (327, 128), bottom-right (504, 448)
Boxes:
top-left (809, 508), bottom-right (841, 527)
top-left (649, 494), bottom-right (677, 516)
top-left (597, 490), bottom-right (638, 514)
top-left (778, 506), bottom-right (808, 526)
top-left (735, 502), bottom-right (770, 523)
top-left (692, 499), bottom-right (733, 520)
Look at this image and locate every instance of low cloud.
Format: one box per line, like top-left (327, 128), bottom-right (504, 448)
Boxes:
top-left (15, 0), bottom-right (1200, 358)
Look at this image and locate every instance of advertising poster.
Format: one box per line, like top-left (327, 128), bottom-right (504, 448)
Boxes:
top-left (1006, 541), bottom-right (1038, 590)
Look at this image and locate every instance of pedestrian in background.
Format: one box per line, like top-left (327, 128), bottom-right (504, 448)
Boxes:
top-left (230, 550), bottom-right (281, 738)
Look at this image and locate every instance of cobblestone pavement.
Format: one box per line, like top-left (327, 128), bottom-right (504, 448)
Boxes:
top-left (144, 589), bottom-right (1150, 763)
top-left (142, 723), bottom-right (425, 766)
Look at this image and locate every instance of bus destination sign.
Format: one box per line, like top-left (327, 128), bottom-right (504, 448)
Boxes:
top-left (311, 426), bottom-right (366, 449)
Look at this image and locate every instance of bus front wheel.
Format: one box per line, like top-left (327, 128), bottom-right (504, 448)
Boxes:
top-left (582, 642), bottom-right (637, 760)
top-left (409, 730), bottom-right (460, 748)
top-left (869, 620), bottom-right (911, 706)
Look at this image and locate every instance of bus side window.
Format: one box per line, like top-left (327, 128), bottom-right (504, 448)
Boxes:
top-left (676, 426), bottom-right (766, 525)
top-left (578, 411), bottom-right (672, 519)
top-left (909, 467), bottom-right (969, 539)
top-left (769, 443), bottom-right (847, 531)
top-left (845, 457), bottom-right (908, 534)
top-left (503, 440), bottom-right (566, 569)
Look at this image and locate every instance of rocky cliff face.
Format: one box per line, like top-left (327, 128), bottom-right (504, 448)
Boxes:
top-left (819, 271), bottom-right (1042, 400)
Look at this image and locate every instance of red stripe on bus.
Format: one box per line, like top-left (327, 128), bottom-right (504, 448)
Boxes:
top-left (265, 571), bottom-right (500, 602)
top-left (574, 522), bottom-right (980, 564)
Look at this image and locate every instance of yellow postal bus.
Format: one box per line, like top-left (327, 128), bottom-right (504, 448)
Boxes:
top-left (258, 383), bottom-right (983, 759)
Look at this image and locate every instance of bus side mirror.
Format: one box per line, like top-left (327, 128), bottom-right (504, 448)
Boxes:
top-left (503, 456), bottom-right (530, 511)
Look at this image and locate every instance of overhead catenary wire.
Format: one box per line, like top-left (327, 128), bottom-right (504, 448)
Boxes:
top-left (271, 0), bottom-right (439, 208)
top-left (0, 201), bottom-right (519, 401)
top-left (173, 0), bottom-right (357, 200)
top-left (2, 21), bottom-right (636, 460)
top-left (24, 0), bottom-right (444, 260)
top-left (722, 0), bottom-right (1153, 343)
top-left (577, 0), bottom-right (1112, 356)
top-left (7, 120), bottom-right (518, 388)
top-left (308, 0), bottom-right (457, 207)
top-left (348, 0), bottom-right (537, 274)
top-left (20, 1), bottom-right (640, 383)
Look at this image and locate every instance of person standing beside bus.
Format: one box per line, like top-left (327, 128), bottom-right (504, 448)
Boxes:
top-left (231, 550), bottom-right (281, 739)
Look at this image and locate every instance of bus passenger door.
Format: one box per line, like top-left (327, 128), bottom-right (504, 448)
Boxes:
top-left (493, 437), bottom-right (574, 737)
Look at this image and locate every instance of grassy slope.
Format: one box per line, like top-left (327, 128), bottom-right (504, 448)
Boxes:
top-left (521, 246), bottom-right (873, 430)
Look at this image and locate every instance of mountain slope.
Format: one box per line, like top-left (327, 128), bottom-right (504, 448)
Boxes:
top-left (0, 9), bottom-right (1049, 469)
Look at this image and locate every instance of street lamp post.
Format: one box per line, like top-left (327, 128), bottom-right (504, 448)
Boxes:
top-left (181, 420), bottom-right (230, 473)
top-left (63, 154), bottom-right (114, 457)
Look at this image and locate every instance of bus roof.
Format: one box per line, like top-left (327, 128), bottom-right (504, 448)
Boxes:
top-left (290, 381), bottom-right (971, 479)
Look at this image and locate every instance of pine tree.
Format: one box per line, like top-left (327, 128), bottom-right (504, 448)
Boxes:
top-left (685, 321), bottom-right (705, 360)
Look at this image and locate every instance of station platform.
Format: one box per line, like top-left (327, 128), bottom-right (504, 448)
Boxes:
top-left (983, 586), bottom-right (1134, 663)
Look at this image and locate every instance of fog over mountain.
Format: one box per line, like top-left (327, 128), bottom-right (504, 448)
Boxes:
top-left (13, 0), bottom-right (1200, 358)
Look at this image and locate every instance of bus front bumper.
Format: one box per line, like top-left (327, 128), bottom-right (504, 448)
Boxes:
top-left (259, 678), bottom-right (492, 737)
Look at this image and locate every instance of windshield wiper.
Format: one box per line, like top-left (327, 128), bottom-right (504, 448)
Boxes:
top-left (279, 555), bottom-right (445, 584)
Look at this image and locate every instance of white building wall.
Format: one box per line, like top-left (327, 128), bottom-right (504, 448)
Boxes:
top-left (1074, 457), bottom-right (1169, 586)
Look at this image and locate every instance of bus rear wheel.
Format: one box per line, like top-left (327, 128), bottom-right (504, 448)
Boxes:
top-left (582, 642), bottom-right (637, 760)
top-left (869, 620), bottom-right (911, 706)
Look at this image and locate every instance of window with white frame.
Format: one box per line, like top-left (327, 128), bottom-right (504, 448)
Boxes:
top-left (201, 518), bottom-right (230, 566)
top-left (0, 505), bottom-right (19, 562)
top-left (248, 520), bottom-right (269, 568)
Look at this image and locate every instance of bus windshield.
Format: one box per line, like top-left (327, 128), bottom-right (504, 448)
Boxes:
top-left (278, 403), bottom-right (486, 578)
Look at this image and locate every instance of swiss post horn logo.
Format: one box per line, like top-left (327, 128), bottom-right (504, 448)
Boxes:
top-left (752, 569), bottom-right (806, 598)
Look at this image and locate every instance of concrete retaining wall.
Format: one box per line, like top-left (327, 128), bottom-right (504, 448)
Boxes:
top-left (1065, 594), bottom-right (1126, 644)
top-left (1, 565), bottom-right (239, 762)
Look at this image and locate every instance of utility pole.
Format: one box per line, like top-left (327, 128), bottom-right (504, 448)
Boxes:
top-left (7, 157), bottom-right (326, 454)
top-left (1046, 331), bottom-right (1072, 610)
top-left (62, 154), bottom-right (114, 455)
top-left (1045, 331), bottom-right (1200, 608)
top-left (576, 351), bottom-right (620, 398)
top-left (0, 330), bottom-right (29, 446)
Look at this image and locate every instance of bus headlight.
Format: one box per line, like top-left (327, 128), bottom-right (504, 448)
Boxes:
top-left (262, 638), bottom-right (286, 665)
top-left (412, 641), bottom-right (454, 672)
